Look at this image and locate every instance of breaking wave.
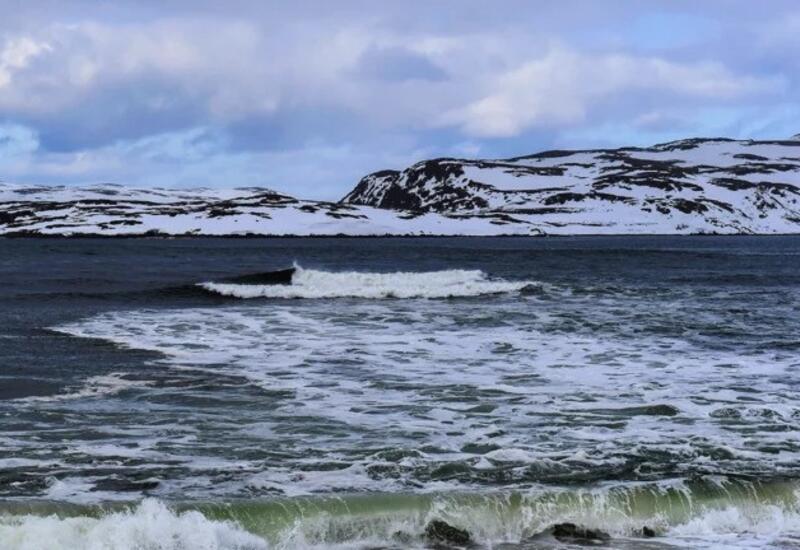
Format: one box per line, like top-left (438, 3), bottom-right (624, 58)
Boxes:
top-left (2, 479), bottom-right (800, 549)
top-left (199, 265), bottom-right (535, 299)
top-left (15, 372), bottom-right (150, 403)
top-left (0, 499), bottom-right (266, 550)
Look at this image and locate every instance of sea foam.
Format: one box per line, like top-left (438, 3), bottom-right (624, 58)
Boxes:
top-left (47, 294), bottom-right (800, 499)
top-left (3, 482), bottom-right (800, 549)
top-left (0, 499), bottom-right (266, 550)
top-left (199, 265), bottom-right (534, 299)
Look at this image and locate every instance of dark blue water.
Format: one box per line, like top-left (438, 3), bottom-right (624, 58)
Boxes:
top-left (1, 236), bottom-right (800, 549)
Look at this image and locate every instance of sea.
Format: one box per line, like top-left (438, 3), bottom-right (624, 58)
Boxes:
top-left (1, 236), bottom-right (799, 549)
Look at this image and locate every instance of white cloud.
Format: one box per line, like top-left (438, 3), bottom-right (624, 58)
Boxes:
top-left (441, 48), bottom-right (784, 138)
top-left (0, 36), bottom-right (51, 88)
top-left (0, 123), bottom-right (38, 153)
top-left (0, 19), bottom-right (468, 143)
top-left (0, 123), bottom-right (40, 179)
top-left (1, 18), bottom-right (784, 142)
top-left (0, 20), bottom-right (286, 118)
top-left (0, 6), bottom-right (796, 197)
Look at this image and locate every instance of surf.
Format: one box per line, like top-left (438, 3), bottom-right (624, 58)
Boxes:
top-left (198, 264), bottom-right (537, 299)
top-left (2, 479), bottom-right (800, 549)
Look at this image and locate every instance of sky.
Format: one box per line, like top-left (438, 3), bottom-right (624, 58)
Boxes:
top-left (0, 0), bottom-right (799, 199)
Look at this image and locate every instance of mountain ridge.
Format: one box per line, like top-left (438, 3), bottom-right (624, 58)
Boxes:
top-left (2, 135), bottom-right (800, 236)
top-left (340, 135), bottom-right (800, 235)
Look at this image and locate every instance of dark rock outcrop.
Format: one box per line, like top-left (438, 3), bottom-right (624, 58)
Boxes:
top-left (642, 526), bottom-right (657, 538)
top-left (424, 519), bottom-right (472, 546)
top-left (551, 522), bottom-right (611, 543)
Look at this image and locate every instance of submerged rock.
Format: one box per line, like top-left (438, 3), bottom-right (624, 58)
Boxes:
top-left (642, 526), bottom-right (657, 538)
top-left (551, 522), bottom-right (610, 543)
top-left (618, 404), bottom-right (680, 417)
top-left (91, 478), bottom-right (159, 492)
top-left (390, 530), bottom-right (415, 546)
top-left (424, 519), bottom-right (471, 546)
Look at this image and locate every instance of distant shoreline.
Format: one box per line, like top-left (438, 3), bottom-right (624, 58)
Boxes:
top-left (2, 232), bottom-right (799, 239)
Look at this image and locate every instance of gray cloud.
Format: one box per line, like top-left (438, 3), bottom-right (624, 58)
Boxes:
top-left (0, 0), bottom-right (798, 197)
top-left (354, 45), bottom-right (448, 82)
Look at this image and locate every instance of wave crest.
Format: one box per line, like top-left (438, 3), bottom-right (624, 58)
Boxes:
top-left (199, 266), bottom-right (534, 299)
top-left (3, 480), bottom-right (800, 549)
top-left (0, 499), bottom-right (266, 550)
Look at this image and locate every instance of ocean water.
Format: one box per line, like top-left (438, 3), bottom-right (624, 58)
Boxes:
top-left (1, 236), bottom-right (799, 549)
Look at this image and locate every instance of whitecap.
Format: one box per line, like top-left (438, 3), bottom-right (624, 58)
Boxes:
top-left (0, 499), bottom-right (267, 550)
top-left (199, 265), bottom-right (534, 299)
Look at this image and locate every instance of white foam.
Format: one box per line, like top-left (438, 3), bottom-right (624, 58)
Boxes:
top-left (16, 373), bottom-right (150, 403)
top-left (49, 295), bottom-right (800, 501)
top-left (665, 502), bottom-right (800, 549)
top-left (3, 492), bottom-right (800, 550)
top-left (0, 499), bottom-right (267, 550)
top-left (199, 266), bottom-right (534, 299)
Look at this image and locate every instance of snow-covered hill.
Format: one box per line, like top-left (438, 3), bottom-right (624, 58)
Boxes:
top-left (343, 136), bottom-right (800, 235)
top-left (2, 136), bottom-right (800, 236)
top-left (0, 183), bottom-right (518, 236)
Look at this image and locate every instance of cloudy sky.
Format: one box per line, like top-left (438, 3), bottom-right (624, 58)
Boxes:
top-left (0, 0), bottom-right (798, 198)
